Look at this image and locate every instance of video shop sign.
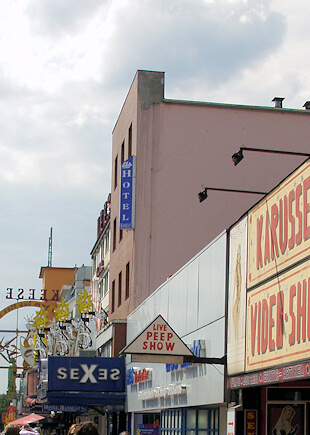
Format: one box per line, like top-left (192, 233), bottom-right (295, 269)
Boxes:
top-left (48, 356), bottom-right (125, 392)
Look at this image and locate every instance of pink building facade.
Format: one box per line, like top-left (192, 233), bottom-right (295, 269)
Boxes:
top-left (109, 70), bottom-right (310, 323)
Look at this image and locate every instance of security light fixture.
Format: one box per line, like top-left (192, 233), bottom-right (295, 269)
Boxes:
top-left (198, 186), bottom-right (267, 203)
top-left (232, 146), bottom-right (310, 166)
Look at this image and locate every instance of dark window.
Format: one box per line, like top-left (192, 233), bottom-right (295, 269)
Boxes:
top-left (121, 141), bottom-right (125, 164)
top-left (128, 123), bottom-right (132, 158)
top-left (118, 271), bottom-right (122, 307)
top-left (111, 280), bottom-right (115, 313)
top-left (125, 262), bottom-right (130, 299)
top-left (113, 218), bottom-right (117, 251)
top-left (114, 155), bottom-right (118, 189)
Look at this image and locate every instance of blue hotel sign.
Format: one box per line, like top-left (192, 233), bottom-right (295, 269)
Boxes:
top-left (47, 356), bottom-right (125, 392)
top-left (120, 155), bottom-right (136, 229)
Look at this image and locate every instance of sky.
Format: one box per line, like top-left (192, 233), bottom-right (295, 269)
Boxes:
top-left (0, 0), bottom-right (309, 392)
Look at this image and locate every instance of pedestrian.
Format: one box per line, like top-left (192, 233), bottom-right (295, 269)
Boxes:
top-left (4, 424), bottom-right (20, 435)
top-left (68, 422), bottom-right (98, 435)
top-left (20, 425), bottom-right (36, 435)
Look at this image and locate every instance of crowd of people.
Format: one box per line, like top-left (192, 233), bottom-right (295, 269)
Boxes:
top-left (3, 421), bottom-right (120, 435)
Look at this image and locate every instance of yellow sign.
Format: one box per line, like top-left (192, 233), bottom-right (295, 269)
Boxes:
top-left (246, 260), bottom-right (310, 371)
top-left (0, 301), bottom-right (53, 320)
top-left (76, 289), bottom-right (93, 314)
top-left (55, 297), bottom-right (70, 322)
top-left (247, 160), bottom-right (310, 288)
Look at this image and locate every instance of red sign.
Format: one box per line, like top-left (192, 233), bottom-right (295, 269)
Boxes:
top-left (228, 360), bottom-right (310, 389)
top-left (133, 368), bottom-right (152, 384)
top-left (245, 410), bottom-right (257, 435)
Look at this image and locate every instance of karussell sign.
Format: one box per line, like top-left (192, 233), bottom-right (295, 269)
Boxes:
top-left (245, 159), bottom-right (310, 371)
top-left (247, 159), bottom-right (309, 289)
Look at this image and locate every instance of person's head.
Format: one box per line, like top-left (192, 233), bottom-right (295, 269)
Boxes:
top-left (4, 424), bottom-right (20, 435)
top-left (119, 432), bottom-right (130, 435)
top-left (70, 422), bottom-right (98, 435)
top-left (22, 426), bottom-right (31, 432)
top-left (68, 425), bottom-right (77, 435)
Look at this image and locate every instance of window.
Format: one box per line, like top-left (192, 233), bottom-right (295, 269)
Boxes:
top-left (161, 410), bottom-right (182, 435)
top-left (121, 141), bottom-right (125, 164)
top-left (185, 409), bottom-right (219, 435)
top-left (98, 340), bottom-right (112, 358)
top-left (125, 262), bottom-right (130, 299)
top-left (118, 271), bottom-right (122, 307)
top-left (103, 272), bottom-right (109, 297)
top-left (120, 228), bottom-right (123, 242)
top-left (128, 123), bottom-right (132, 157)
top-left (99, 280), bottom-right (103, 300)
top-left (111, 280), bottom-right (115, 313)
top-left (114, 155), bottom-right (118, 189)
top-left (113, 218), bottom-right (116, 251)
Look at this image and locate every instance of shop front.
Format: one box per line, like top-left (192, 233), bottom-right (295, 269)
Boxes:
top-left (125, 232), bottom-right (228, 435)
top-left (226, 158), bottom-right (310, 434)
top-left (38, 356), bottom-right (126, 435)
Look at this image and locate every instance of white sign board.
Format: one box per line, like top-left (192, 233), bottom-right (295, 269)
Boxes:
top-left (227, 409), bottom-right (236, 435)
top-left (122, 315), bottom-right (195, 358)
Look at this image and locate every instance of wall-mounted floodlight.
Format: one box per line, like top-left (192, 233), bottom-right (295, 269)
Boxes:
top-left (232, 146), bottom-right (310, 166)
top-left (198, 186), bottom-right (267, 203)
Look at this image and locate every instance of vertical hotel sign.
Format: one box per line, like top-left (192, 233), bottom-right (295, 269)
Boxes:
top-left (246, 159), bottom-right (310, 371)
top-left (120, 155), bottom-right (136, 229)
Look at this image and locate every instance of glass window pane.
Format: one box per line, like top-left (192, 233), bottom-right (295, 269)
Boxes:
top-left (214, 410), bottom-right (219, 430)
top-left (171, 412), bottom-right (174, 428)
top-left (186, 430), bottom-right (195, 435)
top-left (186, 410), bottom-right (196, 429)
top-left (210, 411), bottom-right (214, 430)
top-left (198, 410), bottom-right (208, 429)
top-left (162, 413), bottom-right (166, 428)
top-left (178, 411), bottom-right (182, 429)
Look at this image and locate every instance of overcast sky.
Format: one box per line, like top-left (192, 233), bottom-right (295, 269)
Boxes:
top-left (0, 0), bottom-right (309, 391)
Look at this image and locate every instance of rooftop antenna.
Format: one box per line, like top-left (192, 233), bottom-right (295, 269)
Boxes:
top-left (48, 227), bottom-right (53, 267)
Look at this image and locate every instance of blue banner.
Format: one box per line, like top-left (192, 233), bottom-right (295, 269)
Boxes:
top-left (120, 155), bottom-right (136, 229)
top-left (47, 356), bottom-right (125, 392)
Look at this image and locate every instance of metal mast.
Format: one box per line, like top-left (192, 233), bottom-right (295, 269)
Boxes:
top-left (48, 227), bottom-right (53, 267)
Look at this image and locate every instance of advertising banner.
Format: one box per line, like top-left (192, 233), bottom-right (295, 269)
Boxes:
top-left (47, 356), bottom-right (125, 392)
top-left (246, 261), bottom-right (309, 370)
top-left (227, 216), bottom-right (247, 375)
top-left (247, 160), bottom-right (309, 289)
top-left (120, 155), bottom-right (136, 229)
top-left (268, 404), bottom-right (303, 435)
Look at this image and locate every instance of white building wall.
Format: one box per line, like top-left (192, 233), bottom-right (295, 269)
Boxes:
top-left (126, 231), bottom-right (227, 412)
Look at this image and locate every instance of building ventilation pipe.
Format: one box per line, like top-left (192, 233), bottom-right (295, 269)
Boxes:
top-left (272, 97), bottom-right (285, 108)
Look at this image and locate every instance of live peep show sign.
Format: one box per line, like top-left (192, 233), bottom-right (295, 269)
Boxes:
top-left (47, 356), bottom-right (125, 392)
top-left (120, 155), bottom-right (136, 229)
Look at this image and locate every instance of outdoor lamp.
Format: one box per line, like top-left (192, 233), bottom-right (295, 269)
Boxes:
top-left (232, 146), bottom-right (310, 166)
top-left (198, 186), bottom-right (267, 203)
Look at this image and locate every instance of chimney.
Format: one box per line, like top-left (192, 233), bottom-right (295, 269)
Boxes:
top-left (303, 101), bottom-right (310, 110)
top-left (272, 97), bottom-right (285, 108)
